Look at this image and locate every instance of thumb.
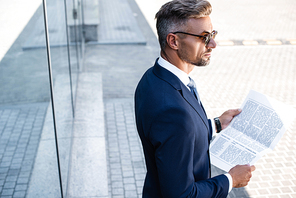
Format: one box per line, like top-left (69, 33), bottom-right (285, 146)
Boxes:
top-left (250, 165), bottom-right (256, 172)
top-left (232, 108), bottom-right (242, 116)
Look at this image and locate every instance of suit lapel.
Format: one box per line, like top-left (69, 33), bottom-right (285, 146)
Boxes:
top-left (152, 60), bottom-right (209, 131)
top-left (181, 86), bottom-right (209, 131)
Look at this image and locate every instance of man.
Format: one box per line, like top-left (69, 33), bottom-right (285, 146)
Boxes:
top-left (134, 0), bottom-right (255, 197)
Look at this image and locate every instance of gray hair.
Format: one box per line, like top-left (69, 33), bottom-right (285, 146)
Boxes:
top-left (155, 0), bottom-right (212, 50)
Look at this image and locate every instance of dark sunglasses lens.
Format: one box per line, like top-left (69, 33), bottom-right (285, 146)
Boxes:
top-left (205, 35), bottom-right (211, 45)
top-left (205, 31), bottom-right (217, 45)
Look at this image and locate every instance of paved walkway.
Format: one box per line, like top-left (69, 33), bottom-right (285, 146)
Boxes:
top-left (97, 0), bottom-right (146, 44)
top-left (105, 99), bottom-right (145, 198)
top-left (0, 104), bottom-right (47, 197)
top-left (0, 0), bottom-right (295, 197)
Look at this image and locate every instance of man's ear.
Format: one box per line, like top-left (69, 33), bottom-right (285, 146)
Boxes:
top-left (166, 33), bottom-right (179, 50)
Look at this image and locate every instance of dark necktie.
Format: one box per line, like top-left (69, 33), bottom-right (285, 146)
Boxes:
top-left (187, 77), bottom-right (200, 104)
top-left (188, 77), bottom-right (211, 177)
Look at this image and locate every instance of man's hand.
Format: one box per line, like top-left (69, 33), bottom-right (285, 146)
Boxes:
top-left (219, 109), bottom-right (242, 130)
top-left (229, 164), bottom-right (256, 188)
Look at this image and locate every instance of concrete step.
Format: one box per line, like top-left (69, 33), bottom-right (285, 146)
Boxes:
top-left (27, 73), bottom-right (108, 197)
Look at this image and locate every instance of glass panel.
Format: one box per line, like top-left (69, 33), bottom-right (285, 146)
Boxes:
top-left (0, 1), bottom-right (62, 197)
top-left (43, 0), bottom-right (82, 196)
top-left (0, 0), bottom-right (86, 196)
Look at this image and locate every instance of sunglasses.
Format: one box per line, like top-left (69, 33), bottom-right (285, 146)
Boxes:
top-left (172, 30), bottom-right (218, 46)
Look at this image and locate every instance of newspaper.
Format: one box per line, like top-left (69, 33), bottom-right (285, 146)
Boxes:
top-left (210, 90), bottom-right (296, 172)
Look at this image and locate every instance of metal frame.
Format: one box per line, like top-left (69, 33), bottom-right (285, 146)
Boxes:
top-left (41, 0), bottom-right (64, 197)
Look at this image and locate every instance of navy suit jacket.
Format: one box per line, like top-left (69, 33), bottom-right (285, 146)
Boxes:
top-left (135, 60), bottom-right (229, 198)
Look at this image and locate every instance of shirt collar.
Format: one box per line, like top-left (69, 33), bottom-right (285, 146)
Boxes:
top-left (158, 56), bottom-right (190, 88)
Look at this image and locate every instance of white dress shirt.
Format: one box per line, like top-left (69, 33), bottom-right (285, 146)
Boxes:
top-left (157, 56), bottom-right (233, 192)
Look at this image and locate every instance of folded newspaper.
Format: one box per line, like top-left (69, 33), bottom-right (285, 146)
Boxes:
top-left (210, 90), bottom-right (296, 172)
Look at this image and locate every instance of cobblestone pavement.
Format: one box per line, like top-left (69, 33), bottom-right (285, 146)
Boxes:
top-left (105, 99), bottom-right (145, 198)
top-left (0, 103), bottom-right (47, 197)
top-left (89, 0), bottom-right (296, 197)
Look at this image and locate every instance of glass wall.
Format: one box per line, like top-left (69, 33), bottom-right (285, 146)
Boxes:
top-left (0, 0), bottom-right (84, 197)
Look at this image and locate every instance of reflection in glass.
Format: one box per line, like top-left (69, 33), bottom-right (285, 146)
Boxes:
top-left (0, 0), bottom-right (83, 197)
top-left (36, 0), bottom-right (83, 197)
top-left (0, 1), bottom-right (61, 197)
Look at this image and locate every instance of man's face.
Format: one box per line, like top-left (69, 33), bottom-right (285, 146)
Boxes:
top-left (177, 16), bottom-right (216, 67)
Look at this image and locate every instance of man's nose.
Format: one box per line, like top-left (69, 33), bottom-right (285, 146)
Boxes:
top-left (207, 38), bottom-right (217, 49)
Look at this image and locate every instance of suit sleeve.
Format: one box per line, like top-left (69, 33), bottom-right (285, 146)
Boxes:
top-left (148, 106), bottom-right (229, 198)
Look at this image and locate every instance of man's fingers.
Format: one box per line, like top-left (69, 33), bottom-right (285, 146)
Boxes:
top-left (229, 164), bottom-right (256, 188)
top-left (223, 109), bottom-right (241, 117)
top-left (250, 165), bottom-right (256, 172)
top-left (232, 108), bottom-right (242, 116)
